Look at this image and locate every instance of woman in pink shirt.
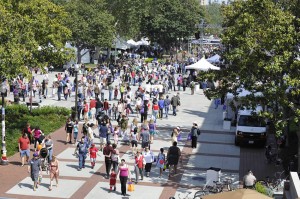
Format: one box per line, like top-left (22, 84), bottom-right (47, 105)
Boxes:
top-left (117, 159), bottom-right (131, 196)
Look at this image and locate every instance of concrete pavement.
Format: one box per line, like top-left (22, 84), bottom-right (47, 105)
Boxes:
top-left (0, 71), bottom-right (278, 199)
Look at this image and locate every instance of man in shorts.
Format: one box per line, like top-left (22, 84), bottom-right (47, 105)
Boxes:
top-left (99, 123), bottom-right (108, 151)
top-left (18, 133), bottom-right (30, 166)
top-left (28, 152), bottom-right (41, 191)
top-left (139, 127), bottom-right (150, 149)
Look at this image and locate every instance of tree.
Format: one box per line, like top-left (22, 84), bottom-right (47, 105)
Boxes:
top-left (63, 0), bottom-right (115, 64)
top-left (140, 0), bottom-right (203, 51)
top-left (105, 0), bottom-right (150, 39)
top-left (0, 0), bottom-right (72, 78)
top-left (204, 0), bottom-right (299, 140)
top-left (203, 3), bottom-right (223, 35)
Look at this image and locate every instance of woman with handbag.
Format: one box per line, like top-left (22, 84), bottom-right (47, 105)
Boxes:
top-left (117, 159), bottom-right (131, 196)
top-left (134, 150), bottom-right (145, 183)
top-left (156, 148), bottom-right (166, 178)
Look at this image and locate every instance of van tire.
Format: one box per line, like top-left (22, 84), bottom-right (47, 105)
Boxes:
top-left (235, 138), bottom-right (239, 146)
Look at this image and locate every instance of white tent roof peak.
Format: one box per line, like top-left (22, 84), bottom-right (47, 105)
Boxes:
top-left (185, 57), bottom-right (220, 71)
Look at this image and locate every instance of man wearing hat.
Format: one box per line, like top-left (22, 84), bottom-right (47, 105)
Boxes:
top-left (28, 153), bottom-right (42, 191)
top-left (190, 122), bottom-right (200, 148)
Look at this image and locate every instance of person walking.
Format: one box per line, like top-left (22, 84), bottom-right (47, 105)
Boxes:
top-left (103, 141), bottom-right (113, 179)
top-left (18, 133), bottom-right (30, 166)
top-left (143, 147), bottom-right (154, 177)
top-left (75, 136), bottom-right (88, 171)
top-left (152, 101), bottom-right (159, 122)
top-left (158, 97), bottom-right (165, 119)
top-left (190, 81), bottom-right (195, 95)
top-left (140, 126), bottom-right (150, 149)
top-left (48, 155), bottom-right (59, 191)
top-left (117, 159), bottom-right (131, 196)
top-left (28, 153), bottom-right (41, 191)
top-left (167, 141), bottom-right (181, 177)
top-left (164, 95), bottom-right (171, 118)
top-left (171, 128), bottom-right (180, 145)
top-left (111, 143), bottom-right (120, 172)
top-left (170, 94), bottom-right (180, 116)
top-left (44, 135), bottom-right (54, 162)
top-left (134, 150), bottom-right (145, 183)
top-left (65, 118), bottom-right (73, 144)
top-left (89, 143), bottom-right (98, 169)
top-left (148, 119), bottom-right (156, 144)
top-left (156, 148), bottom-right (166, 178)
top-left (190, 122), bottom-right (200, 148)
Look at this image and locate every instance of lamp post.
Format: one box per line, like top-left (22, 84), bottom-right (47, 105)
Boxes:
top-left (74, 64), bottom-right (79, 121)
top-left (1, 80), bottom-right (8, 165)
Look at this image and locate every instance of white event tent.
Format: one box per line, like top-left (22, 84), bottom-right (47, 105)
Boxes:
top-left (185, 57), bottom-right (220, 71)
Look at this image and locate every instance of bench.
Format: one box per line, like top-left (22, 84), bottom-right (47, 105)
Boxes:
top-left (26, 102), bottom-right (40, 108)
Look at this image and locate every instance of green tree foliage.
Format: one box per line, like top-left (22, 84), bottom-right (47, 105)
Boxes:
top-left (63, 0), bottom-right (115, 63)
top-left (140, 0), bottom-right (203, 50)
top-left (203, 3), bottom-right (223, 35)
top-left (105, 0), bottom-right (150, 39)
top-left (0, 0), bottom-right (72, 78)
top-left (204, 0), bottom-right (300, 135)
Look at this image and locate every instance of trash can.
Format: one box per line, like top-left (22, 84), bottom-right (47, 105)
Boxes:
top-left (206, 167), bottom-right (221, 186)
top-left (195, 83), bottom-right (199, 91)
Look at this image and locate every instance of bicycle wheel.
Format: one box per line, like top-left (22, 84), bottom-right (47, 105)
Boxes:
top-left (194, 190), bottom-right (208, 199)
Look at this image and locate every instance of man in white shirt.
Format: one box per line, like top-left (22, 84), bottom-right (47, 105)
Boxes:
top-left (243, 170), bottom-right (256, 188)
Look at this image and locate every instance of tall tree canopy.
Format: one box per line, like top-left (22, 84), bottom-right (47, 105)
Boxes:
top-left (0, 0), bottom-right (71, 78)
top-left (205, 0), bottom-right (300, 135)
top-left (140, 0), bottom-right (203, 50)
top-left (105, 0), bottom-right (150, 39)
top-left (63, 0), bottom-right (115, 63)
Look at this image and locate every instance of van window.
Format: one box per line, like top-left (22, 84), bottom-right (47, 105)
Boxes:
top-left (238, 115), bottom-right (266, 127)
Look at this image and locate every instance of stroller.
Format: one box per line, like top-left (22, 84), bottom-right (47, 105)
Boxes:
top-left (40, 148), bottom-right (49, 174)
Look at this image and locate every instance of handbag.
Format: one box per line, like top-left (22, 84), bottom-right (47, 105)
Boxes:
top-left (187, 133), bottom-right (192, 141)
top-left (128, 182), bottom-right (135, 192)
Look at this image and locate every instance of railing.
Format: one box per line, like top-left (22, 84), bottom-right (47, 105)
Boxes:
top-left (284, 172), bottom-right (300, 199)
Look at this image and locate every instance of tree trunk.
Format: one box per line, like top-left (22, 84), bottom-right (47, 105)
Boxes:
top-left (297, 131), bottom-right (300, 173)
top-left (77, 47), bottom-right (82, 64)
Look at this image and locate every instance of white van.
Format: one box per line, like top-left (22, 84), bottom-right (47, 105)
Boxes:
top-left (235, 106), bottom-right (267, 146)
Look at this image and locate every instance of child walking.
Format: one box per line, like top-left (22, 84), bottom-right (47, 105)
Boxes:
top-left (89, 143), bottom-right (98, 169)
top-left (109, 168), bottom-right (117, 192)
top-left (73, 120), bottom-right (79, 144)
top-left (113, 126), bottom-right (119, 145)
top-left (114, 86), bottom-right (118, 100)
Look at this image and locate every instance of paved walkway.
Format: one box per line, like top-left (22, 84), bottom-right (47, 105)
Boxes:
top-left (0, 76), bottom-right (279, 198)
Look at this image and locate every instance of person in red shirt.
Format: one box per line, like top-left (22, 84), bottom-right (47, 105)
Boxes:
top-left (22, 123), bottom-right (33, 144)
top-left (152, 102), bottom-right (159, 122)
top-left (103, 99), bottom-right (109, 114)
top-left (83, 100), bottom-right (89, 121)
top-left (18, 133), bottom-right (30, 166)
top-left (90, 97), bottom-right (96, 121)
top-left (89, 143), bottom-right (98, 169)
top-left (109, 168), bottom-right (117, 192)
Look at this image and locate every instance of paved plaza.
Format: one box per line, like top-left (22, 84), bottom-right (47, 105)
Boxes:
top-left (0, 71), bottom-right (278, 199)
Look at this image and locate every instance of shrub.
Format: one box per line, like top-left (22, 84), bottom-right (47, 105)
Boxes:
top-left (0, 105), bottom-right (71, 157)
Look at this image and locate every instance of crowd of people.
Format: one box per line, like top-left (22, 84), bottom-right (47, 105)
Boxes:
top-left (16, 57), bottom-right (209, 195)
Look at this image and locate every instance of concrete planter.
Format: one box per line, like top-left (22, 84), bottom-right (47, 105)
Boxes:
top-left (223, 120), bottom-right (231, 130)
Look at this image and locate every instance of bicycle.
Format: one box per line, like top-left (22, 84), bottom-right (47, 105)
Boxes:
top-left (193, 178), bottom-right (239, 198)
top-left (257, 170), bottom-right (288, 192)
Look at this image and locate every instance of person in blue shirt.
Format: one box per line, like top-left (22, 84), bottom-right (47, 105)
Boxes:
top-left (158, 97), bottom-right (165, 119)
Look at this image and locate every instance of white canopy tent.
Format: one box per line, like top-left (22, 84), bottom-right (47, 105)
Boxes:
top-left (207, 54), bottom-right (221, 63)
top-left (185, 57), bottom-right (220, 71)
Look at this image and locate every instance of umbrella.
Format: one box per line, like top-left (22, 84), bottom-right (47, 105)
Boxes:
top-left (201, 189), bottom-right (272, 199)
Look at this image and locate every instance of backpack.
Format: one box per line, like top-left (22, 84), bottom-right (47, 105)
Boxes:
top-left (78, 143), bottom-right (86, 154)
top-left (197, 128), bottom-right (201, 136)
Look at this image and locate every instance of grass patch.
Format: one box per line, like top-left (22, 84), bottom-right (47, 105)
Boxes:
top-left (0, 104), bottom-right (70, 157)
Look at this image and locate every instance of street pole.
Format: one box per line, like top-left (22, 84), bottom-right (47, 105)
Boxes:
top-left (200, 19), bottom-right (204, 58)
top-left (114, 38), bottom-right (117, 65)
top-left (1, 82), bottom-right (8, 165)
top-left (74, 65), bottom-right (79, 121)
